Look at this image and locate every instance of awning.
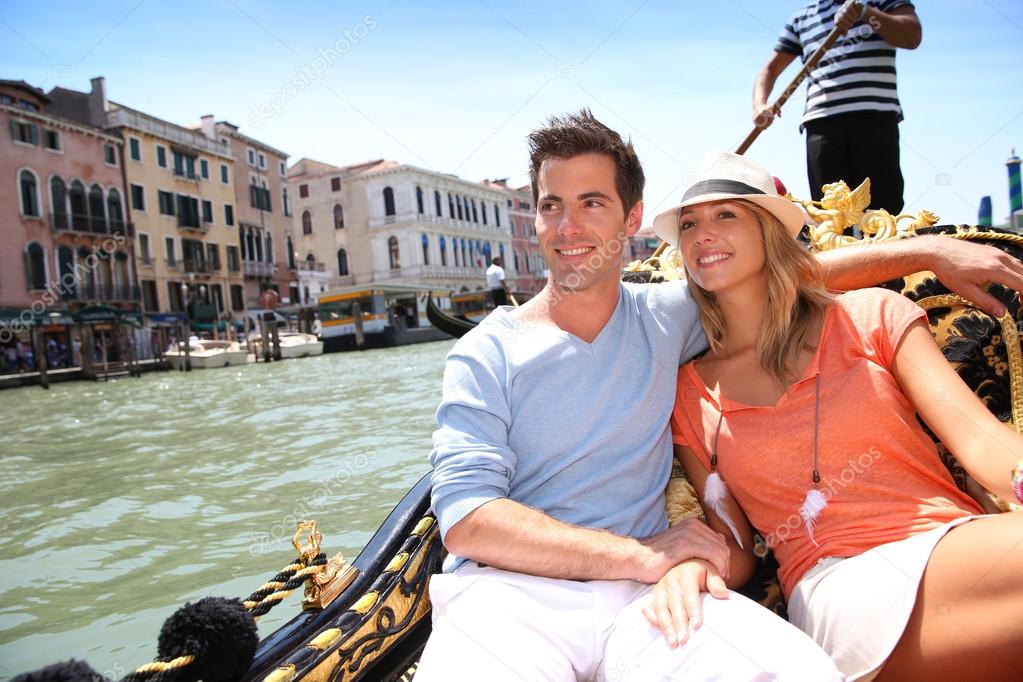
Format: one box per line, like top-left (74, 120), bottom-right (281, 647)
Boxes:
top-left (76, 305), bottom-right (121, 323)
top-left (0, 309), bottom-right (75, 326)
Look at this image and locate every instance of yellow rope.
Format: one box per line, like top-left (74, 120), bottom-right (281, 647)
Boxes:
top-left (132, 655), bottom-right (196, 673)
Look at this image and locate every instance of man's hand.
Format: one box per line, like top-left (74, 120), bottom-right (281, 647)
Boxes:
top-left (635, 517), bottom-right (730, 583)
top-left (925, 237), bottom-right (1023, 317)
top-left (834, 0), bottom-right (864, 35)
top-left (641, 559), bottom-right (729, 648)
top-left (752, 102), bottom-right (778, 130)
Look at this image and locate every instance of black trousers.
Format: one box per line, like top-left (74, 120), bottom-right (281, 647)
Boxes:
top-left (491, 288), bottom-right (508, 306)
top-left (805, 111), bottom-right (905, 214)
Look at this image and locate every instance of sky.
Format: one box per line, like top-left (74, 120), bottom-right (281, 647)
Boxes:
top-left (2, 0), bottom-right (1022, 228)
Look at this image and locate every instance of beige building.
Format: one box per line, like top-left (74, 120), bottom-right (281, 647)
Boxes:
top-left (288, 159), bottom-right (516, 299)
top-left (208, 118), bottom-right (295, 311)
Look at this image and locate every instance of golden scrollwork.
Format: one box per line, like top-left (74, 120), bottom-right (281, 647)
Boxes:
top-left (798, 178), bottom-right (940, 251)
top-left (292, 520), bottom-right (323, 564)
top-left (624, 245), bottom-right (686, 279)
top-left (303, 553), bottom-right (359, 610)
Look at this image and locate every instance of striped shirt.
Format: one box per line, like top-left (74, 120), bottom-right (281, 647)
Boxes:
top-left (775, 0), bottom-right (914, 127)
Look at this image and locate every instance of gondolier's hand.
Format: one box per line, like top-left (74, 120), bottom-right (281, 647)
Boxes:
top-left (924, 236), bottom-right (1023, 317)
top-left (636, 518), bottom-right (730, 583)
top-left (642, 559), bottom-right (729, 648)
top-left (752, 102), bottom-right (777, 129)
top-left (835, 0), bottom-right (867, 35)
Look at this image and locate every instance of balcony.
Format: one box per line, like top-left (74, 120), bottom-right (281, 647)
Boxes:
top-left (243, 260), bottom-right (275, 277)
top-left (173, 168), bottom-right (199, 182)
top-left (68, 284), bottom-right (142, 302)
top-left (183, 258), bottom-right (213, 275)
top-left (297, 260), bottom-right (325, 272)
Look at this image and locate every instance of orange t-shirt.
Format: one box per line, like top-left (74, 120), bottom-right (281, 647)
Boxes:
top-left (670, 288), bottom-right (983, 599)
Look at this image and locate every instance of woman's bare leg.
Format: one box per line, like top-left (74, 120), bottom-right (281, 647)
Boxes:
top-left (878, 512), bottom-right (1023, 681)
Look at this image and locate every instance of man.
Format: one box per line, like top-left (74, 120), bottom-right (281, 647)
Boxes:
top-left (753, 0), bottom-right (922, 213)
top-left (486, 256), bottom-right (509, 307)
top-left (420, 110), bottom-right (1022, 681)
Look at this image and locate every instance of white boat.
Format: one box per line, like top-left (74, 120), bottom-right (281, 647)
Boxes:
top-left (165, 338), bottom-right (249, 369)
top-left (250, 331), bottom-right (324, 359)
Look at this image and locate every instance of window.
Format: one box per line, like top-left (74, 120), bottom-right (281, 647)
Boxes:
top-left (70, 181), bottom-right (87, 229)
top-left (0, 93), bottom-right (12, 105)
top-left (282, 187), bottom-right (290, 216)
top-left (448, 193), bottom-right (454, 218)
top-left (258, 152), bottom-right (266, 169)
top-left (24, 243), bottom-right (46, 290)
top-left (139, 233), bottom-right (151, 264)
top-left (175, 194), bottom-right (200, 228)
top-left (199, 158), bottom-right (209, 179)
top-left (165, 236), bottom-right (177, 265)
top-left (456, 196), bottom-right (464, 221)
top-left (421, 233), bottom-right (429, 265)
top-left (247, 148), bottom-right (256, 166)
top-left (129, 137), bottom-right (141, 161)
top-left (333, 204), bottom-right (345, 229)
top-left (50, 177), bottom-right (67, 228)
top-left (383, 187), bottom-right (396, 217)
top-left (167, 281), bottom-right (183, 311)
top-left (388, 236), bottom-right (400, 269)
top-left (142, 280), bottom-right (158, 311)
top-left (249, 184), bottom-right (271, 211)
top-left (130, 184), bottom-right (145, 211)
top-left (440, 236), bottom-right (447, 266)
top-left (19, 169), bottom-right (40, 217)
top-left (337, 248), bottom-right (349, 276)
top-left (471, 198), bottom-right (478, 223)
top-left (220, 163), bottom-right (229, 184)
top-left (102, 144), bottom-right (117, 166)
top-left (107, 189), bottom-right (124, 231)
top-left (44, 129), bottom-right (60, 151)
top-left (11, 120), bottom-right (38, 145)
top-left (299, 183), bottom-right (309, 198)
top-left (227, 245), bottom-right (240, 271)
top-left (287, 237), bottom-right (296, 270)
top-left (230, 284), bottom-right (244, 312)
top-left (207, 243), bottom-right (221, 271)
top-left (279, 161), bottom-right (286, 176)
top-left (495, 203), bottom-right (501, 227)
top-left (434, 190), bottom-right (442, 217)
top-left (88, 184), bottom-right (105, 232)
top-left (202, 199), bottom-right (213, 224)
top-left (481, 202), bottom-right (488, 225)
top-left (224, 204), bottom-right (234, 226)
top-left (156, 145), bottom-right (167, 168)
top-left (416, 186), bottom-right (424, 214)
top-left (331, 177), bottom-right (341, 192)
top-left (158, 190), bottom-right (175, 216)
top-left (302, 210), bottom-right (312, 235)
top-left (173, 151), bottom-right (197, 179)
top-left (182, 239), bottom-right (206, 272)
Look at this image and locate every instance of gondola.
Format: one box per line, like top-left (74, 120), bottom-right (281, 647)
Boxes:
top-left (425, 296), bottom-right (477, 340)
top-left (17, 182), bottom-right (1023, 682)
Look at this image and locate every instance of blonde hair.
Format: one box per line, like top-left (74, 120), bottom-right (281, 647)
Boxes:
top-left (684, 200), bottom-right (834, 386)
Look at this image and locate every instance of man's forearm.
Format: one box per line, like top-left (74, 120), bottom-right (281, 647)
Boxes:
top-left (444, 498), bottom-right (649, 581)
top-left (865, 6), bottom-right (922, 49)
top-left (817, 235), bottom-right (930, 291)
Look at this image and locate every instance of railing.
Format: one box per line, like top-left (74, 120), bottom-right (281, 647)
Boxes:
top-left (297, 261), bottom-right (326, 272)
top-left (173, 168), bottom-right (199, 181)
top-left (107, 107), bottom-right (230, 157)
top-left (71, 212), bottom-right (89, 231)
top-left (51, 212), bottom-right (69, 231)
top-left (69, 284), bottom-right (142, 302)
top-left (183, 258), bottom-right (213, 274)
top-left (368, 211), bottom-right (514, 237)
top-left (243, 261), bottom-right (275, 277)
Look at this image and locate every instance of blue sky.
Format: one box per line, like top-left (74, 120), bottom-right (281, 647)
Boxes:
top-left (2, 0), bottom-right (1022, 227)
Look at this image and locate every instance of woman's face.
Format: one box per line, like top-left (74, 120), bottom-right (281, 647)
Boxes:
top-left (678, 200), bottom-right (766, 293)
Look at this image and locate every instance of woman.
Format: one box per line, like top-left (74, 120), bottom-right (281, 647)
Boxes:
top-left (648, 151), bottom-right (1023, 681)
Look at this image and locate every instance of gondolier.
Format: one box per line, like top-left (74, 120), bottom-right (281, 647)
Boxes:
top-left (485, 256), bottom-right (509, 306)
top-left (752, 0), bottom-right (922, 213)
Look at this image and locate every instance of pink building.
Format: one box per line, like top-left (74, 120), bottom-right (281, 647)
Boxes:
top-left (1, 79), bottom-right (137, 374)
top-left (482, 179), bottom-right (546, 294)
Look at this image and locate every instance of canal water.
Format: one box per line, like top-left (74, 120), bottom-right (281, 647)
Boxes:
top-left (0, 339), bottom-right (454, 680)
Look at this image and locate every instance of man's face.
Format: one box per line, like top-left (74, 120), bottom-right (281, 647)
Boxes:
top-left (535, 153), bottom-right (642, 293)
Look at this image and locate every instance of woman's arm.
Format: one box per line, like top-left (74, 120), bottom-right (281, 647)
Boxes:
top-left (892, 320), bottom-right (1022, 500)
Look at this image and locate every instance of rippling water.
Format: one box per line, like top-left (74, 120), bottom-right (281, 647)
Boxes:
top-left (0, 340), bottom-right (453, 679)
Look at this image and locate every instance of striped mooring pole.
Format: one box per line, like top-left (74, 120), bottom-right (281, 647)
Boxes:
top-left (1008, 148), bottom-right (1022, 215)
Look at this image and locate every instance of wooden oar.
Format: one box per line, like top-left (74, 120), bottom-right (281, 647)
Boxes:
top-left (734, 0), bottom-right (859, 154)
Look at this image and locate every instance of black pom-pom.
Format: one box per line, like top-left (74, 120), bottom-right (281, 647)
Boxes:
top-left (157, 597), bottom-right (258, 682)
top-left (11, 660), bottom-right (109, 682)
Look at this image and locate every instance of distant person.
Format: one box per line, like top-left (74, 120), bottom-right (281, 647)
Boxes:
top-left (753, 0), bottom-right (922, 213)
top-left (485, 256), bottom-right (509, 306)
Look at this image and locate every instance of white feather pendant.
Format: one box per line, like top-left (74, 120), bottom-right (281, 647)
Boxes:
top-left (702, 471), bottom-right (744, 549)
top-left (800, 488), bottom-right (828, 546)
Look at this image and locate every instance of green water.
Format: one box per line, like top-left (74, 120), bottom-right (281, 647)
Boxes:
top-left (0, 340), bottom-right (453, 679)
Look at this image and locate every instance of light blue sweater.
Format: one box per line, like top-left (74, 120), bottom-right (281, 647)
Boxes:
top-left (430, 281), bottom-right (706, 572)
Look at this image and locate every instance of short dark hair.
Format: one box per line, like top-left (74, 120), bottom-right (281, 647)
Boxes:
top-left (528, 109), bottom-right (644, 215)
top-left (492, 256), bottom-right (502, 266)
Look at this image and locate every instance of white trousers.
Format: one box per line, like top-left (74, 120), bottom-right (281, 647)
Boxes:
top-left (414, 564), bottom-right (842, 682)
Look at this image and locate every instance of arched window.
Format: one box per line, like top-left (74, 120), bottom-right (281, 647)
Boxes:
top-left (302, 210), bottom-right (312, 235)
top-left (383, 186), bottom-right (395, 217)
top-left (434, 190), bottom-right (442, 217)
top-left (494, 202), bottom-right (501, 227)
top-left (499, 243), bottom-right (506, 263)
top-left (421, 233), bottom-right (430, 265)
top-left (333, 204), bottom-right (345, 229)
top-left (388, 236), bottom-right (400, 269)
top-left (266, 234), bottom-right (273, 263)
top-left (286, 236), bottom-right (296, 270)
top-left (416, 186), bottom-right (424, 214)
top-left (471, 198), bottom-right (478, 223)
top-left (483, 241), bottom-right (492, 267)
top-left (481, 202), bottom-right (487, 225)
top-left (306, 253), bottom-right (316, 269)
top-left (69, 181), bottom-right (87, 230)
top-left (24, 242), bottom-right (46, 290)
top-left (19, 170), bottom-right (40, 217)
top-left (461, 239), bottom-right (467, 267)
top-left (452, 236), bottom-right (459, 267)
top-left (58, 246), bottom-right (75, 300)
top-left (439, 236), bottom-right (447, 266)
top-left (77, 247), bottom-right (94, 289)
top-left (448, 193), bottom-right (455, 218)
top-left (114, 251), bottom-right (129, 291)
top-left (50, 177), bottom-right (67, 229)
top-left (107, 188), bottom-right (124, 231)
top-left (337, 247), bottom-right (349, 276)
top-left (88, 184), bottom-right (106, 232)
top-left (456, 196), bottom-right (464, 221)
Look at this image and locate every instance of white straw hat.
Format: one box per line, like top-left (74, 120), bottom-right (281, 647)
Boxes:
top-left (652, 151), bottom-right (806, 245)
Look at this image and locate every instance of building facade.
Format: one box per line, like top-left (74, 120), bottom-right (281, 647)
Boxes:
top-left (210, 119), bottom-right (294, 312)
top-left (1, 79), bottom-right (138, 372)
top-left (482, 179), bottom-right (545, 294)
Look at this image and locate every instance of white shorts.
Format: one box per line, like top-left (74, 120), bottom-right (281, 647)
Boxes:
top-left (415, 563), bottom-right (841, 681)
top-left (787, 516), bottom-right (980, 681)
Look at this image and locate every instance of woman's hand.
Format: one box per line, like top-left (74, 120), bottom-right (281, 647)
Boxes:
top-left (641, 559), bottom-right (730, 648)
